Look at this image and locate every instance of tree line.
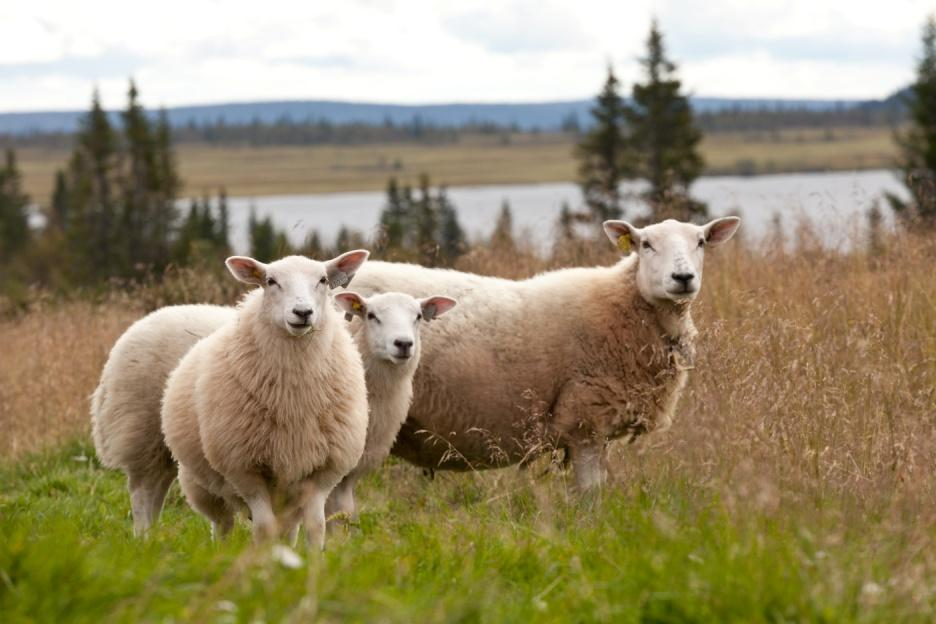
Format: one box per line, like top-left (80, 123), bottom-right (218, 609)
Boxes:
top-left (2, 17), bottom-right (935, 303)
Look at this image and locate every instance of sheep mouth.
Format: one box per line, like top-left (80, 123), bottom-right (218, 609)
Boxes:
top-left (667, 286), bottom-right (697, 298)
top-left (390, 353), bottom-right (412, 363)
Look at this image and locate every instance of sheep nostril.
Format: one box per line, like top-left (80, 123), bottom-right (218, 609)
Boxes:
top-left (671, 272), bottom-right (694, 284)
top-left (393, 339), bottom-right (413, 353)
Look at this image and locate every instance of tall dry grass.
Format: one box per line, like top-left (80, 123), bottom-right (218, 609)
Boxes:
top-left (0, 298), bottom-right (140, 459)
top-left (3, 229), bottom-right (934, 517)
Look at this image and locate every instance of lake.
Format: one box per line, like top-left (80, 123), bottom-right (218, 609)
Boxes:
top-left (217, 169), bottom-right (908, 254)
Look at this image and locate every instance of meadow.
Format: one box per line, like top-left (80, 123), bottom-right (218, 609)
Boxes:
top-left (15, 126), bottom-right (896, 201)
top-left (1, 226), bottom-right (935, 622)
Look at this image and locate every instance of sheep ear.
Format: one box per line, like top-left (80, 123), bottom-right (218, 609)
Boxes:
top-left (703, 217), bottom-right (741, 246)
top-left (420, 296), bottom-right (457, 322)
top-left (602, 220), bottom-right (640, 255)
top-left (326, 249), bottom-right (370, 289)
top-left (334, 292), bottom-right (366, 321)
top-left (226, 256), bottom-right (267, 285)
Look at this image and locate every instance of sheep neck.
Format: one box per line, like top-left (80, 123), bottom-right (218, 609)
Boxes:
top-left (613, 258), bottom-right (698, 357)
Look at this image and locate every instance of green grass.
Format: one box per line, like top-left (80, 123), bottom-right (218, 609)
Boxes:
top-left (0, 439), bottom-right (922, 623)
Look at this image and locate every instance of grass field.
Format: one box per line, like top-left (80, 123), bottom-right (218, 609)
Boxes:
top-left (14, 126), bottom-right (897, 202)
top-left (2, 230), bottom-right (935, 622)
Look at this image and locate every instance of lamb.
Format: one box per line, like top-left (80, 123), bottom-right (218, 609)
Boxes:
top-left (91, 304), bottom-right (236, 535)
top-left (160, 251), bottom-right (370, 548)
top-left (326, 291), bottom-right (457, 519)
top-left (344, 217), bottom-right (741, 491)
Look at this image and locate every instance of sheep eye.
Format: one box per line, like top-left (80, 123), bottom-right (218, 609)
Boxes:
top-left (266, 277), bottom-right (278, 287)
top-left (319, 276), bottom-right (328, 285)
top-left (367, 313), bottom-right (379, 323)
top-left (698, 238), bottom-right (706, 248)
top-left (642, 241), bottom-right (654, 251)
top-left (416, 313), bottom-right (423, 321)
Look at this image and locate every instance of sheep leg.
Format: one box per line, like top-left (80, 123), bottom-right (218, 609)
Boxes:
top-left (225, 471), bottom-right (277, 543)
top-left (301, 474), bottom-right (343, 552)
top-left (128, 468), bottom-right (175, 536)
top-left (571, 443), bottom-right (608, 492)
top-left (279, 506), bottom-right (303, 546)
top-left (178, 468), bottom-right (235, 539)
top-left (324, 476), bottom-right (356, 522)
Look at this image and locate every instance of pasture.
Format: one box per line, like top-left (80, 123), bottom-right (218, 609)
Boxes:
top-left (14, 126), bottom-right (896, 201)
top-left (1, 230), bottom-right (934, 622)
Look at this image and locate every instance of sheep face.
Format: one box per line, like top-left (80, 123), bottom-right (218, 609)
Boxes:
top-left (226, 251), bottom-right (369, 337)
top-left (335, 292), bottom-right (457, 363)
top-left (603, 217), bottom-right (740, 304)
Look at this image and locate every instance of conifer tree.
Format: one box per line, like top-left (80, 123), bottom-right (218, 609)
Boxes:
top-left (217, 187), bottom-right (230, 251)
top-left (436, 186), bottom-right (465, 264)
top-left (50, 171), bottom-right (68, 230)
top-left (887, 15), bottom-right (936, 227)
top-left (379, 178), bottom-right (407, 249)
top-left (301, 230), bottom-right (324, 258)
top-left (491, 200), bottom-right (515, 253)
top-left (248, 206), bottom-right (276, 262)
top-left (0, 149), bottom-right (31, 263)
top-left (627, 20), bottom-right (706, 221)
top-left (62, 89), bottom-right (120, 283)
top-left (413, 174), bottom-right (438, 262)
top-left (575, 66), bottom-right (633, 221)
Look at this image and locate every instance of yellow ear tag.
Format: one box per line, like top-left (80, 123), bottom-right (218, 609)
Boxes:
top-left (617, 234), bottom-right (631, 253)
top-left (252, 268), bottom-right (264, 279)
top-left (352, 301), bottom-right (362, 311)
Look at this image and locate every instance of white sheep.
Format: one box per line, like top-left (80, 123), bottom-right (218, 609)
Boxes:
top-left (91, 304), bottom-right (236, 535)
top-left (326, 291), bottom-right (457, 519)
top-left (160, 251), bottom-right (370, 548)
top-left (344, 217), bottom-right (741, 491)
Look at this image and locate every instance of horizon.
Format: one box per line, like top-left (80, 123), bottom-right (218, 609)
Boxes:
top-left (0, 91), bottom-right (885, 117)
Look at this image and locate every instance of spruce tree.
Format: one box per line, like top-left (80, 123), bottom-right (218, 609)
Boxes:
top-left (627, 20), bottom-right (706, 221)
top-left (436, 186), bottom-right (465, 264)
top-left (491, 200), bottom-right (515, 252)
top-left (171, 199), bottom-right (200, 265)
top-left (50, 171), bottom-right (68, 230)
top-left (216, 187), bottom-right (230, 251)
top-left (414, 174), bottom-right (438, 262)
top-left (379, 177), bottom-right (407, 250)
top-left (63, 89), bottom-right (120, 283)
top-left (302, 230), bottom-right (324, 258)
top-left (575, 65), bottom-right (633, 221)
top-left (0, 149), bottom-right (31, 263)
top-left (120, 81), bottom-right (178, 274)
top-left (248, 206), bottom-right (276, 262)
top-left (887, 15), bottom-right (936, 227)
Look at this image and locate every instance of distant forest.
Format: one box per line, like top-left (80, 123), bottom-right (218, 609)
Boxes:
top-left (1, 93), bottom-right (908, 149)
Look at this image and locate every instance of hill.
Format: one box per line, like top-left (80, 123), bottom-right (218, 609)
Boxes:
top-left (0, 95), bottom-right (886, 136)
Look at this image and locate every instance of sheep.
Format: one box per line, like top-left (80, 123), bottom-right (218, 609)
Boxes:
top-left (326, 291), bottom-right (457, 519)
top-left (91, 304), bottom-right (236, 535)
top-left (160, 251), bottom-right (370, 549)
top-left (343, 217), bottom-right (741, 491)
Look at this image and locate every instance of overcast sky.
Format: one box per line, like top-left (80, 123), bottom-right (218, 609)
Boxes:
top-left (0, 0), bottom-right (931, 112)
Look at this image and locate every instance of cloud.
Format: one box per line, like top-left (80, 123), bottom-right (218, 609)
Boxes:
top-left (0, 0), bottom-right (929, 111)
top-left (445, 2), bottom-right (587, 54)
top-left (0, 47), bottom-right (145, 80)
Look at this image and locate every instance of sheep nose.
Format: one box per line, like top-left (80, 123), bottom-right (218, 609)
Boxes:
top-left (671, 272), bottom-right (695, 285)
top-left (292, 307), bottom-right (313, 320)
top-left (393, 339), bottom-right (414, 356)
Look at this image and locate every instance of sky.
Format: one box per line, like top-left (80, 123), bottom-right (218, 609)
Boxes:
top-left (0, 0), bottom-right (932, 112)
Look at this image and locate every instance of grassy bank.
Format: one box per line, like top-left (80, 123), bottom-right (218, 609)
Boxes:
top-left (15, 126), bottom-right (897, 202)
top-left (2, 232), bottom-right (934, 621)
